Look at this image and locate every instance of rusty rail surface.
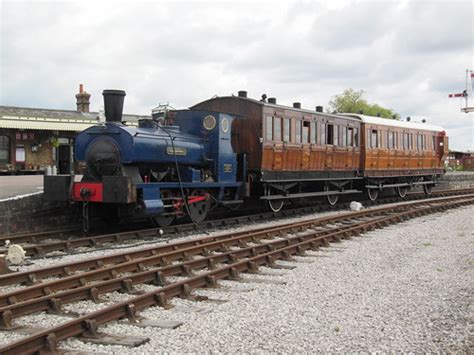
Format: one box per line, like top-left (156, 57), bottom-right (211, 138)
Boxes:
top-left (0, 194), bottom-right (473, 354)
top-left (0, 188), bottom-right (471, 259)
top-left (1, 191), bottom-right (469, 288)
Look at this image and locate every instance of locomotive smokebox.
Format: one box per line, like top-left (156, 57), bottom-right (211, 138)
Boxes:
top-left (103, 89), bottom-right (126, 123)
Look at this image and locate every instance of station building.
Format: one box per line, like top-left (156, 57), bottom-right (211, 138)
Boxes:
top-left (447, 150), bottom-right (474, 171)
top-left (0, 85), bottom-right (149, 175)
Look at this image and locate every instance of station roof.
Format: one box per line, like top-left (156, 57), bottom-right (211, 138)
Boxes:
top-left (0, 106), bottom-right (150, 131)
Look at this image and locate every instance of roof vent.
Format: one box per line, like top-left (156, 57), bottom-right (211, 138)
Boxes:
top-left (315, 106), bottom-right (323, 112)
top-left (238, 90), bottom-right (247, 98)
top-left (376, 112), bottom-right (381, 117)
top-left (406, 116), bottom-right (411, 122)
top-left (422, 119), bottom-right (426, 123)
top-left (268, 97), bottom-right (277, 104)
top-left (358, 110), bottom-right (364, 114)
top-left (293, 102), bottom-right (301, 109)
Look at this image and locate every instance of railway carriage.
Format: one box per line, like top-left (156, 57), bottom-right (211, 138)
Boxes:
top-left (343, 114), bottom-right (448, 200)
top-left (193, 91), bottom-right (448, 208)
top-left (192, 91), bottom-right (364, 210)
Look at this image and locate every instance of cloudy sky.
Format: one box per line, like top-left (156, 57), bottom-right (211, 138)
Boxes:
top-left (0, 0), bottom-right (473, 150)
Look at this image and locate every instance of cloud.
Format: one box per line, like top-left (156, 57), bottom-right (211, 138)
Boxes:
top-left (0, 0), bottom-right (472, 150)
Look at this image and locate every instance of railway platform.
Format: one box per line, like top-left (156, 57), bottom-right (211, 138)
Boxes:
top-left (0, 175), bottom-right (43, 200)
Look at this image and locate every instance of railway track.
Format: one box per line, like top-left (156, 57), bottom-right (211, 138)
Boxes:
top-left (0, 193), bottom-right (473, 354)
top-left (0, 188), bottom-right (472, 259)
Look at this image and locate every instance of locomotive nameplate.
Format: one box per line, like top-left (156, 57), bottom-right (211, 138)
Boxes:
top-left (223, 163), bottom-right (232, 172)
top-left (166, 147), bottom-right (187, 156)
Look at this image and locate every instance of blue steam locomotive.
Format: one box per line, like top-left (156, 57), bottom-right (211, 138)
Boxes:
top-left (45, 90), bottom-right (245, 229)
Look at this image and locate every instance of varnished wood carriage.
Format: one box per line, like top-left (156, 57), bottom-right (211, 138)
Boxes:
top-left (192, 92), bottom-right (448, 210)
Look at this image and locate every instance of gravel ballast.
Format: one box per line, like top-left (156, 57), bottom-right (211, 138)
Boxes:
top-left (51, 204), bottom-right (474, 353)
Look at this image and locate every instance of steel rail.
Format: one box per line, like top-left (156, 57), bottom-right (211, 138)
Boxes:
top-left (1, 195), bottom-right (472, 354)
top-left (0, 196), bottom-right (470, 313)
top-left (1, 192), bottom-right (466, 288)
top-left (2, 193), bottom-right (471, 314)
top-left (0, 188), bottom-right (470, 257)
top-left (0, 213), bottom-right (395, 326)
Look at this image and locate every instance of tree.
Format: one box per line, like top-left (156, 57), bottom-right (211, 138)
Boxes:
top-left (328, 89), bottom-right (399, 119)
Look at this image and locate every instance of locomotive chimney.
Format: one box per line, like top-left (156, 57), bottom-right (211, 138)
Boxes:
top-left (75, 84), bottom-right (91, 112)
top-left (238, 90), bottom-right (247, 98)
top-left (315, 106), bottom-right (323, 112)
top-left (293, 102), bottom-right (301, 109)
top-left (268, 97), bottom-right (277, 104)
top-left (103, 89), bottom-right (126, 123)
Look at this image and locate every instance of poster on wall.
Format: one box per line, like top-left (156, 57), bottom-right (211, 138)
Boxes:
top-left (16, 145), bottom-right (25, 162)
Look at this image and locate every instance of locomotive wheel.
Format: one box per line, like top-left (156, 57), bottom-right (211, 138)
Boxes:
top-left (423, 183), bottom-right (434, 195)
top-left (153, 189), bottom-right (176, 227)
top-left (397, 186), bottom-right (408, 198)
top-left (324, 185), bottom-right (339, 206)
top-left (187, 189), bottom-right (210, 223)
top-left (367, 188), bottom-right (379, 201)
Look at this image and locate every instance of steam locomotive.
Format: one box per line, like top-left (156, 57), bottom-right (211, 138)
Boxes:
top-left (44, 89), bottom-right (448, 230)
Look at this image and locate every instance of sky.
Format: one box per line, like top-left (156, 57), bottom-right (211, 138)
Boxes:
top-left (0, 0), bottom-right (473, 150)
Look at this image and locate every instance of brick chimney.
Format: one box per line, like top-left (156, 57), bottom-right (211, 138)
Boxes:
top-left (75, 84), bottom-right (91, 112)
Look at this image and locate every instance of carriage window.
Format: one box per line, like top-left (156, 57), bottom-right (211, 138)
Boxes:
top-left (283, 118), bottom-right (290, 142)
top-left (321, 123), bottom-right (326, 144)
top-left (295, 120), bottom-right (302, 143)
top-left (417, 134), bottom-right (421, 151)
top-left (327, 124), bottom-right (334, 145)
top-left (354, 128), bottom-right (359, 147)
top-left (274, 117), bottom-right (282, 142)
top-left (341, 127), bottom-right (347, 147)
top-left (370, 129), bottom-right (378, 148)
top-left (265, 116), bottom-right (273, 141)
top-left (347, 128), bottom-right (353, 146)
top-left (432, 136), bottom-right (436, 151)
top-left (303, 121), bottom-right (310, 143)
top-left (403, 132), bottom-right (408, 150)
top-left (334, 125), bottom-right (339, 145)
top-left (310, 122), bottom-right (317, 144)
top-left (394, 132), bottom-right (398, 149)
top-left (388, 131), bottom-right (394, 149)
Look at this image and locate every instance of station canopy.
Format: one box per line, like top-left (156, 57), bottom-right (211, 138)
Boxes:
top-left (0, 106), bottom-right (148, 132)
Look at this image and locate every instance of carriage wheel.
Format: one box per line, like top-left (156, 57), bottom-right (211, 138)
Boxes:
top-left (267, 199), bottom-right (284, 213)
top-left (264, 186), bottom-right (284, 213)
top-left (187, 189), bottom-right (210, 223)
top-left (397, 186), bottom-right (408, 198)
top-left (367, 188), bottom-right (379, 201)
top-left (153, 189), bottom-right (176, 227)
top-left (423, 183), bottom-right (434, 195)
top-left (324, 184), bottom-right (339, 206)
